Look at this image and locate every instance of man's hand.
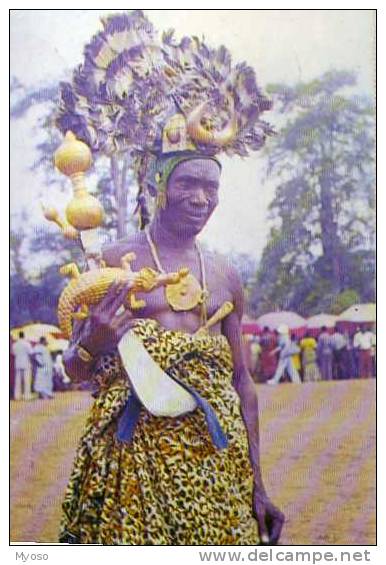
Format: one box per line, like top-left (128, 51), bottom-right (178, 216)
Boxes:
top-left (73, 280), bottom-right (136, 356)
top-left (253, 487), bottom-right (285, 545)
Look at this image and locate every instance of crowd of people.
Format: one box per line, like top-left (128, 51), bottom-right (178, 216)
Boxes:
top-left (247, 324), bottom-right (376, 385)
top-left (11, 322), bottom-right (376, 400)
top-left (10, 331), bottom-right (71, 400)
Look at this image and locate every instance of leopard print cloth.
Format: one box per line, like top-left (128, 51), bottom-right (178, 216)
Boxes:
top-left (59, 319), bottom-right (259, 545)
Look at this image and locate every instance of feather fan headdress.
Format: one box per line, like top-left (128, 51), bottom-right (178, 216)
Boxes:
top-left (56, 10), bottom-right (274, 228)
top-left (56, 10), bottom-right (273, 159)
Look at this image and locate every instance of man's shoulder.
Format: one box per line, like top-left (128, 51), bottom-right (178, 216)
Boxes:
top-left (102, 232), bottom-right (147, 266)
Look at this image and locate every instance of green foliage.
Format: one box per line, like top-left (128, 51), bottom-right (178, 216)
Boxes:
top-left (11, 266), bottom-right (67, 327)
top-left (329, 289), bottom-right (361, 315)
top-left (250, 70), bottom-right (375, 317)
top-left (10, 77), bottom-right (138, 326)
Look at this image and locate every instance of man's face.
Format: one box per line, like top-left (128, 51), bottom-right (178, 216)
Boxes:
top-left (158, 158), bottom-right (220, 236)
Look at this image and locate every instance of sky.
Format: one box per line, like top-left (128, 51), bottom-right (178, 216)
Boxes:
top-left (10, 9), bottom-right (375, 261)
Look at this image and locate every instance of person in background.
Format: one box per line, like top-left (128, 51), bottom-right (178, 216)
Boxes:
top-left (249, 336), bottom-right (262, 383)
top-left (290, 335), bottom-right (302, 380)
top-left (53, 351), bottom-right (72, 391)
top-left (352, 326), bottom-right (362, 378)
top-left (259, 326), bottom-right (278, 383)
top-left (353, 325), bottom-right (376, 379)
top-left (371, 327), bottom-right (376, 378)
top-left (299, 332), bottom-right (321, 383)
top-left (266, 325), bottom-right (301, 385)
top-left (330, 326), bottom-right (347, 380)
top-left (33, 337), bottom-right (54, 399)
top-left (11, 331), bottom-right (33, 400)
top-left (342, 330), bottom-right (357, 379)
top-left (317, 326), bottom-right (334, 381)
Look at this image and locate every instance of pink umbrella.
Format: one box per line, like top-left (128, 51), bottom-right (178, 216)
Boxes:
top-left (256, 311), bottom-right (306, 330)
top-left (241, 315), bottom-right (261, 335)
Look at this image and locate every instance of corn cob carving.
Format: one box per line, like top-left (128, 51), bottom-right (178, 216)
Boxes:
top-left (58, 252), bottom-right (189, 339)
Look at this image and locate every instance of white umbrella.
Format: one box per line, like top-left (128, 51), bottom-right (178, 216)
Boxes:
top-left (337, 303), bottom-right (376, 323)
top-left (10, 323), bottom-right (63, 341)
top-left (256, 311), bottom-right (306, 330)
top-left (46, 336), bottom-right (69, 352)
top-left (306, 313), bottom-right (338, 328)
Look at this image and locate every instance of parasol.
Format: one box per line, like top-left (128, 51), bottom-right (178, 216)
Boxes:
top-left (241, 315), bottom-right (261, 335)
top-left (306, 313), bottom-right (338, 329)
top-left (256, 311), bottom-right (306, 330)
top-left (337, 303), bottom-right (376, 323)
top-left (10, 323), bottom-right (63, 341)
top-left (46, 336), bottom-right (69, 352)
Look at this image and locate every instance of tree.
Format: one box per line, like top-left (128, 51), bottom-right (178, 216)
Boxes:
top-left (250, 71), bottom-right (375, 316)
top-left (10, 77), bottom-right (137, 240)
top-left (11, 76), bottom-right (139, 326)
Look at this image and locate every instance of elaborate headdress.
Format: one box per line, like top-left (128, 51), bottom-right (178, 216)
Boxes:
top-left (55, 10), bottom-right (273, 227)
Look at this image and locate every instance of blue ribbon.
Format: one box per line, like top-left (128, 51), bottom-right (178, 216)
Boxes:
top-left (116, 393), bottom-right (142, 444)
top-left (116, 376), bottom-right (228, 450)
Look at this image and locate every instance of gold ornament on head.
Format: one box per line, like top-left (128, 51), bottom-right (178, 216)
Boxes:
top-left (162, 114), bottom-right (195, 154)
top-left (186, 96), bottom-right (238, 147)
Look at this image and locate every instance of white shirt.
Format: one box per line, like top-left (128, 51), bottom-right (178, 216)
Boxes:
top-left (33, 344), bottom-right (53, 370)
top-left (331, 332), bottom-right (347, 351)
top-left (12, 339), bottom-right (32, 369)
top-left (353, 331), bottom-right (376, 350)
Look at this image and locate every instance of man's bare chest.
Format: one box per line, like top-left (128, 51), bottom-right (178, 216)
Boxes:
top-left (113, 242), bottom-right (234, 328)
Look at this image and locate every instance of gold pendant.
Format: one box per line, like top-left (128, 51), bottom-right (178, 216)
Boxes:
top-left (165, 273), bottom-right (203, 311)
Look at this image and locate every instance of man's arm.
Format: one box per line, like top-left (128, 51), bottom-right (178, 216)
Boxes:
top-left (62, 282), bottom-right (134, 381)
top-left (221, 266), bottom-right (284, 545)
top-left (222, 309), bottom-right (267, 494)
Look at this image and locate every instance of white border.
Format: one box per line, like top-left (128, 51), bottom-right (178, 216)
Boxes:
top-left (4, 2), bottom-right (382, 564)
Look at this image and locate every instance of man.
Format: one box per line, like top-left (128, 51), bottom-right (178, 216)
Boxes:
top-left (53, 351), bottom-right (72, 391)
top-left (299, 332), bottom-right (321, 383)
top-left (56, 11), bottom-right (284, 545)
top-left (266, 325), bottom-right (301, 385)
top-left (11, 331), bottom-right (33, 400)
top-left (33, 336), bottom-right (54, 399)
top-left (353, 326), bottom-right (376, 379)
top-left (330, 326), bottom-right (347, 380)
top-left (249, 336), bottom-right (262, 382)
top-left (317, 326), bottom-right (334, 381)
top-left (61, 157), bottom-right (284, 545)
top-left (259, 326), bottom-right (278, 382)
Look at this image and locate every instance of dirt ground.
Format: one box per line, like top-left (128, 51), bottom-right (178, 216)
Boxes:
top-left (10, 379), bottom-right (375, 545)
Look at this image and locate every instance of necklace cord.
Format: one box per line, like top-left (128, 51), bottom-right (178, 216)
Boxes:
top-left (144, 227), bottom-right (209, 326)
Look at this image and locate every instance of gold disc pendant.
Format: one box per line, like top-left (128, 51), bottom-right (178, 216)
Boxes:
top-left (165, 273), bottom-right (203, 311)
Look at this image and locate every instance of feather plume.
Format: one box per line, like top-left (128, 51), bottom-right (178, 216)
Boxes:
top-left (56, 10), bottom-right (273, 157)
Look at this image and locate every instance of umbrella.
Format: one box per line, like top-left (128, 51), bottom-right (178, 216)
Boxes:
top-left (337, 303), bottom-right (376, 323)
top-left (256, 311), bottom-right (306, 330)
top-left (46, 336), bottom-right (69, 352)
top-left (242, 315), bottom-right (261, 335)
top-left (10, 323), bottom-right (63, 341)
top-left (306, 313), bottom-right (338, 329)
